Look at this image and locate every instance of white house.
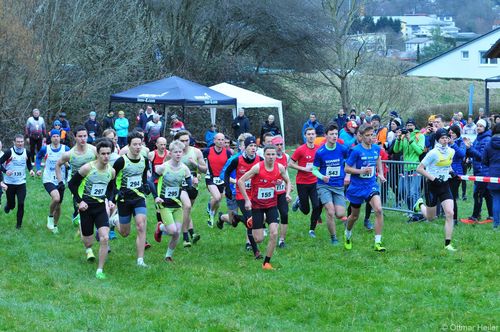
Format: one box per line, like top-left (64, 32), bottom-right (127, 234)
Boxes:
top-left (373, 15), bottom-right (457, 39)
top-left (405, 37), bottom-right (433, 53)
top-left (404, 28), bottom-right (500, 80)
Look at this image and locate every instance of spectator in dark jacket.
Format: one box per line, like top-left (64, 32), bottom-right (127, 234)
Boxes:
top-left (259, 115), bottom-right (281, 143)
top-left (334, 108), bottom-right (348, 130)
top-left (139, 106), bottom-right (156, 130)
top-left (84, 111), bottom-right (101, 143)
top-left (103, 110), bottom-right (115, 130)
top-left (231, 109), bottom-right (250, 139)
top-left (464, 119), bottom-right (493, 222)
top-left (448, 124), bottom-right (467, 224)
top-left (482, 123), bottom-right (500, 229)
top-left (58, 112), bottom-right (71, 133)
top-left (301, 112), bottom-right (324, 143)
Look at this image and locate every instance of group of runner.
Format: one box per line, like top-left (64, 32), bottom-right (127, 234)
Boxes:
top-left (0, 121), bottom-right (460, 279)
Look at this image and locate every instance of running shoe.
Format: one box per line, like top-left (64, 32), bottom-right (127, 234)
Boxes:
top-left (460, 216), bottom-right (478, 224)
top-left (109, 230), bottom-right (117, 240)
top-left (262, 262), bottom-right (274, 270)
top-left (86, 249), bottom-right (95, 262)
top-left (72, 214), bottom-right (80, 227)
top-left (344, 236), bottom-right (352, 250)
top-left (444, 244), bottom-right (457, 252)
top-left (52, 226), bottom-right (59, 235)
top-left (206, 202), bottom-right (211, 215)
top-left (291, 197), bottom-right (300, 212)
top-left (164, 256), bottom-right (174, 263)
top-left (413, 198), bottom-right (423, 213)
top-left (47, 216), bottom-right (55, 230)
top-left (278, 240), bottom-right (286, 248)
top-left (331, 237), bottom-right (339, 245)
top-left (245, 242), bottom-right (252, 251)
top-left (183, 240), bottom-right (192, 248)
top-left (478, 217), bottom-right (494, 224)
top-left (154, 222), bottom-right (163, 243)
top-left (144, 241), bottom-right (151, 250)
top-left (207, 216), bottom-right (214, 228)
top-left (95, 271), bottom-right (107, 280)
top-left (137, 261), bottom-right (149, 268)
top-left (308, 230), bottom-right (316, 238)
top-left (216, 214), bottom-right (224, 229)
top-left (192, 233), bottom-right (201, 244)
top-left (374, 242), bottom-right (386, 252)
top-left (364, 219), bottom-right (374, 231)
top-left (255, 251), bottom-right (263, 259)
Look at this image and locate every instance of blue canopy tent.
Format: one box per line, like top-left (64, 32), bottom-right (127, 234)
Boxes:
top-left (109, 76), bottom-right (237, 138)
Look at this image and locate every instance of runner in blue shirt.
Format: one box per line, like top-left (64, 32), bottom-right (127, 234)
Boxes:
top-left (312, 124), bottom-right (349, 245)
top-left (344, 124), bottom-right (387, 252)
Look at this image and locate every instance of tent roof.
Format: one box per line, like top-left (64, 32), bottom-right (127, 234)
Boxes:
top-left (209, 83), bottom-right (282, 109)
top-left (110, 76), bottom-right (236, 107)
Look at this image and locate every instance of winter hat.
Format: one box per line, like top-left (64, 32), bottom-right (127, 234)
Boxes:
top-left (53, 120), bottom-right (61, 126)
top-left (435, 128), bottom-right (450, 142)
top-left (50, 129), bottom-right (61, 137)
top-left (244, 136), bottom-right (257, 148)
top-left (449, 124), bottom-right (461, 138)
top-left (476, 119), bottom-right (487, 129)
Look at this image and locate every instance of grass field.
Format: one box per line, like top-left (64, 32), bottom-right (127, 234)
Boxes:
top-left (0, 175), bottom-right (499, 331)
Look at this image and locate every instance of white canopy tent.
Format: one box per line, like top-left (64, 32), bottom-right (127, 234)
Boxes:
top-left (209, 83), bottom-right (285, 142)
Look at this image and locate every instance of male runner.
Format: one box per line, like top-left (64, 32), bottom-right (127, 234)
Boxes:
top-left (68, 138), bottom-right (116, 279)
top-left (153, 140), bottom-right (193, 262)
top-left (148, 136), bottom-right (168, 224)
top-left (344, 124), bottom-right (387, 252)
top-left (175, 131), bottom-right (207, 247)
top-left (109, 131), bottom-right (150, 267)
top-left (223, 135), bottom-right (262, 258)
top-left (272, 135), bottom-right (291, 248)
top-left (289, 127), bottom-right (321, 237)
top-left (238, 145), bottom-right (292, 270)
top-left (56, 125), bottom-right (96, 226)
top-left (312, 124), bottom-right (349, 245)
top-left (0, 134), bottom-right (35, 229)
top-left (36, 129), bottom-right (70, 233)
top-left (414, 128), bottom-right (457, 251)
top-left (204, 133), bottom-right (232, 227)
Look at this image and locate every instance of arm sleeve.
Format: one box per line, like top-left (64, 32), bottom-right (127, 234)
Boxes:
top-left (35, 146), bottom-right (48, 171)
top-left (112, 157), bottom-right (125, 174)
top-left (312, 166), bottom-right (323, 179)
top-left (142, 158), bottom-right (149, 185)
top-left (0, 149), bottom-right (12, 166)
top-left (223, 158), bottom-right (238, 193)
top-left (68, 172), bottom-right (84, 203)
top-left (26, 153), bottom-right (33, 171)
top-left (106, 180), bottom-right (116, 202)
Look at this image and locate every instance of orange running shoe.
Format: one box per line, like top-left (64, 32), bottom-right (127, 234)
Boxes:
top-left (262, 262), bottom-right (274, 270)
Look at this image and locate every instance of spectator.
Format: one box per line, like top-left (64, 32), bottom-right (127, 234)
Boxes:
top-left (51, 120), bottom-right (68, 146)
top-left (259, 114), bottom-right (281, 143)
top-left (365, 108), bottom-right (374, 123)
top-left (482, 123), bottom-right (500, 229)
top-left (371, 115), bottom-right (387, 147)
top-left (103, 110), bottom-right (115, 130)
top-left (448, 124), bottom-right (467, 225)
top-left (475, 108), bottom-right (487, 123)
top-left (349, 109), bottom-right (361, 125)
top-left (386, 121), bottom-right (403, 207)
top-left (58, 112), bottom-right (71, 133)
top-left (205, 124), bottom-right (217, 147)
top-left (457, 111), bottom-right (466, 126)
top-left (463, 115), bottom-right (477, 138)
top-left (392, 118), bottom-right (425, 221)
top-left (145, 114), bottom-right (163, 150)
top-left (387, 110), bottom-right (403, 129)
top-left (139, 106), bottom-right (156, 130)
top-left (425, 114), bottom-right (445, 151)
top-left (494, 114), bottom-right (500, 124)
top-left (169, 114), bottom-right (185, 136)
top-left (359, 111), bottom-right (367, 124)
top-left (463, 119), bottom-right (493, 223)
top-left (386, 118), bottom-right (401, 149)
top-left (25, 108), bottom-right (47, 164)
top-left (84, 111), bottom-right (101, 143)
top-left (339, 120), bottom-right (357, 147)
top-left (135, 108), bottom-right (144, 127)
top-left (114, 110), bottom-right (129, 148)
top-left (231, 109), bottom-right (250, 139)
top-left (334, 108), bottom-right (348, 130)
top-left (301, 113), bottom-right (324, 143)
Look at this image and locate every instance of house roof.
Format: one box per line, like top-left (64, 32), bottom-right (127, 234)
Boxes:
top-left (405, 37), bottom-right (431, 44)
top-left (484, 38), bottom-right (500, 58)
top-left (403, 27), bottom-right (500, 76)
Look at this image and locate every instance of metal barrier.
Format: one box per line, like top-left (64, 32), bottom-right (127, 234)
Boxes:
top-left (381, 160), bottom-right (428, 214)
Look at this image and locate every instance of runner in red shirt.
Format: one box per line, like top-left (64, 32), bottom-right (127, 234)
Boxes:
top-left (272, 135), bottom-right (291, 248)
top-left (289, 127), bottom-right (322, 237)
top-left (238, 145), bottom-right (291, 270)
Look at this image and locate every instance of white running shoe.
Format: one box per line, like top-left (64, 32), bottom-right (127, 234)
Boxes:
top-left (47, 216), bottom-right (55, 230)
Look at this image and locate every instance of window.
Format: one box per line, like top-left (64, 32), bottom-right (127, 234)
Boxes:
top-left (461, 50), bottom-right (469, 59)
top-left (479, 51), bottom-right (498, 65)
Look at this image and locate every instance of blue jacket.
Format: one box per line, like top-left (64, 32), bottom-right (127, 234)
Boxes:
top-left (467, 130), bottom-right (491, 176)
top-left (450, 137), bottom-right (466, 175)
top-left (205, 130), bottom-right (217, 147)
top-left (114, 117), bottom-right (129, 138)
top-left (482, 134), bottom-right (500, 191)
top-left (302, 120), bottom-right (324, 143)
top-left (339, 128), bottom-right (356, 147)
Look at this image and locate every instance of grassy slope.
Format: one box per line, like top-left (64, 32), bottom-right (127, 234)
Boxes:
top-left (0, 175), bottom-right (499, 331)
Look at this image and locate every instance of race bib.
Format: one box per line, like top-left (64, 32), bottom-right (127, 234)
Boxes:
top-left (276, 182), bottom-right (285, 192)
top-left (326, 166), bottom-right (340, 177)
top-left (257, 187), bottom-right (275, 200)
top-left (360, 166), bottom-right (375, 179)
top-left (164, 187), bottom-right (180, 198)
top-left (213, 177), bottom-right (224, 185)
top-left (11, 167), bottom-right (24, 178)
top-left (244, 180), bottom-right (251, 190)
top-left (127, 175), bottom-right (142, 189)
top-left (90, 183), bottom-right (107, 197)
